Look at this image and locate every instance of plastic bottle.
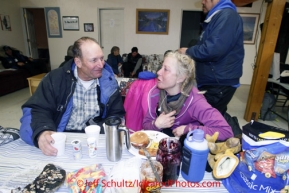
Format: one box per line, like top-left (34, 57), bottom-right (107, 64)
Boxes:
top-left (181, 129), bottom-right (209, 182)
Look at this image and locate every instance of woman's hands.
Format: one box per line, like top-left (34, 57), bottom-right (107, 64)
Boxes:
top-left (154, 110), bottom-right (187, 137)
top-left (172, 125), bottom-right (186, 137)
top-left (155, 110), bottom-right (176, 129)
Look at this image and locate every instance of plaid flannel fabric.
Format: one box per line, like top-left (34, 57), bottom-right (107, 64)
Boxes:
top-left (66, 79), bottom-right (100, 131)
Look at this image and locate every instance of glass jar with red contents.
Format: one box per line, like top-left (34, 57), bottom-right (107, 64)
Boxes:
top-left (156, 137), bottom-right (182, 186)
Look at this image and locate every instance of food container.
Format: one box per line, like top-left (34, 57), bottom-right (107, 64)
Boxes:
top-left (156, 137), bottom-right (182, 185)
top-left (140, 160), bottom-right (163, 193)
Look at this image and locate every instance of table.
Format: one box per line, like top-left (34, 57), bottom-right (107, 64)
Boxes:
top-left (27, 73), bottom-right (46, 96)
top-left (265, 78), bottom-right (289, 125)
top-left (0, 133), bottom-right (228, 192)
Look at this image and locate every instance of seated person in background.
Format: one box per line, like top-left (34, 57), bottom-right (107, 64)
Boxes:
top-left (122, 47), bottom-right (142, 78)
top-left (142, 51), bottom-right (233, 141)
top-left (2, 45), bottom-right (45, 75)
top-left (19, 37), bottom-right (125, 156)
top-left (106, 46), bottom-right (123, 77)
top-left (59, 45), bottom-right (74, 68)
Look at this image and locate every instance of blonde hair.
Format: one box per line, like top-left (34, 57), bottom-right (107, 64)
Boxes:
top-left (165, 51), bottom-right (196, 96)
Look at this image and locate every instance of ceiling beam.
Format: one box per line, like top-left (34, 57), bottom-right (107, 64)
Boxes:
top-left (232, 0), bottom-right (258, 7)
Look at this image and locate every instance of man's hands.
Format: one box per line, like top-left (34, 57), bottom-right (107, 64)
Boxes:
top-left (38, 131), bottom-right (57, 156)
top-left (130, 72), bottom-right (135, 77)
top-left (155, 111), bottom-right (176, 129)
top-left (178, 48), bottom-right (188, 54)
top-left (17, 62), bottom-right (25, 66)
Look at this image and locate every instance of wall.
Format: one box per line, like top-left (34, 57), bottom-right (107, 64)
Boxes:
top-left (0, 0), bottom-right (284, 85)
top-left (0, 0), bottom-right (26, 53)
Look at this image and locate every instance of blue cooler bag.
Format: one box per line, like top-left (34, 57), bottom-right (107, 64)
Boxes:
top-left (222, 121), bottom-right (289, 193)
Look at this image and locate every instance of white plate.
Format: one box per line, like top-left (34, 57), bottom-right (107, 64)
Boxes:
top-left (128, 130), bottom-right (169, 160)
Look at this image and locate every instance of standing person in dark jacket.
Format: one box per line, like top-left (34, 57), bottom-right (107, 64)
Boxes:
top-left (122, 47), bottom-right (142, 78)
top-left (178, 0), bottom-right (244, 115)
top-left (19, 37), bottom-right (125, 156)
top-left (106, 46), bottom-right (123, 77)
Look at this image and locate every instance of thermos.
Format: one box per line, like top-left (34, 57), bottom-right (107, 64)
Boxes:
top-left (104, 116), bottom-right (131, 162)
top-left (181, 129), bottom-right (209, 182)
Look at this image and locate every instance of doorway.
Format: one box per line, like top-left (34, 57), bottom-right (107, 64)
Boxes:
top-left (23, 8), bottom-right (50, 71)
top-left (99, 9), bottom-right (124, 59)
top-left (180, 10), bottom-right (205, 47)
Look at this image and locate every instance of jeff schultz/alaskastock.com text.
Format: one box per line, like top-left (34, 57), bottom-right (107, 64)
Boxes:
top-left (76, 179), bottom-right (221, 188)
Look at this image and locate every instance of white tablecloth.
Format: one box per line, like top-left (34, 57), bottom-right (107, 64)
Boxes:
top-left (0, 133), bottom-right (228, 192)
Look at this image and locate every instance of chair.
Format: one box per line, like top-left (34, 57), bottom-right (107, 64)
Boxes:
top-left (264, 78), bottom-right (289, 128)
top-left (124, 78), bottom-right (157, 133)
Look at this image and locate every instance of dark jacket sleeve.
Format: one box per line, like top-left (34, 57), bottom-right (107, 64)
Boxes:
top-left (117, 55), bottom-right (123, 64)
top-left (2, 57), bottom-right (15, 68)
top-left (106, 54), bottom-right (119, 75)
top-left (105, 87), bottom-right (125, 118)
top-left (21, 73), bottom-right (59, 147)
top-left (106, 54), bottom-right (113, 65)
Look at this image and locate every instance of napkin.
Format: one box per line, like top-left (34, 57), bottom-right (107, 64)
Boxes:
top-left (105, 157), bottom-right (143, 193)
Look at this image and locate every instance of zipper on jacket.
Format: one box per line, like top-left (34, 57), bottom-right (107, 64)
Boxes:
top-left (57, 105), bottom-right (63, 111)
top-left (105, 88), bottom-right (117, 108)
top-left (64, 80), bottom-right (76, 109)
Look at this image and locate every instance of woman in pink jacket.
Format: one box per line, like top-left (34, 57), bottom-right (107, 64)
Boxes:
top-left (142, 51), bottom-right (233, 141)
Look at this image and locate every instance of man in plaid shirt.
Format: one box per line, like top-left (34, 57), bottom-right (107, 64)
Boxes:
top-left (20, 37), bottom-right (125, 156)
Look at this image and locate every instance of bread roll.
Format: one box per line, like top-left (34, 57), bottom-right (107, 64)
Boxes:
top-left (130, 131), bottom-right (149, 149)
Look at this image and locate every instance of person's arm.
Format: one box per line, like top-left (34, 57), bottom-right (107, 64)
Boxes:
top-left (106, 55), bottom-right (119, 75)
top-left (142, 92), bottom-right (177, 131)
top-left (1, 57), bottom-right (15, 68)
top-left (15, 51), bottom-right (30, 63)
top-left (132, 58), bottom-right (142, 75)
top-left (106, 54), bottom-right (113, 66)
top-left (142, 87), bottom-right (175, 131)
top-left (37, 131), bottom-right (57, 156)
top-left (118, 55), bottom-right (123, 64)
top-left (103, 80), bottom-right (126, 118)
top-left (183, 97), bottom-right (233, 141)
top-left (186, 10), bottom-right (242, 63)
top-left (142, 110), bottom-right (160, 131)
top-left (20, 73), bottom-right (58, 147)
